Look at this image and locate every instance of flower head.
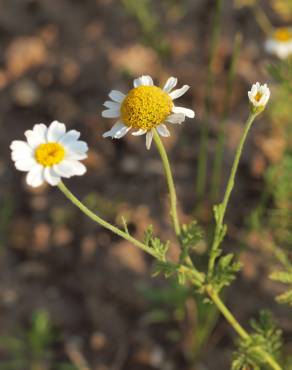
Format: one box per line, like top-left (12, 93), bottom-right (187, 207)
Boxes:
top-left (248, 82), bottom-right (270, 113)
top-left (102, 75), bottom-right (195, 149)
top-left (10, 121), bottom-right (88, 187)
top-left (265, 27), bottom-right (292, 59)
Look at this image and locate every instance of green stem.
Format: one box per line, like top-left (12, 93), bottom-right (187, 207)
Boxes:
top-left (58, 181), bottom-right (204, 282)
top-left (57, 183), bottom-right (282, 369)
top-left (206, 285), bottom-right (248, 339)
top-left (211, 33), bottom-right (242, 200)
top-left (206, 287), bottom-right (282, 370)
top-left (196, 0), bottom-right (224, 199)
top-left (57, 181), bottom-right (161, 260)
top-left (208, 112), bottom-right (258, 276)
top-left (153, 129), bottom-right (181, 237)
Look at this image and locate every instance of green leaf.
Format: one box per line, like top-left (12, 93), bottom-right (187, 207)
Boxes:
top-left (276, 289), bottom-right (292, 306)
top-left (210, 253), bottom-right (242, 293)
top-left (152, 261), bottom-right (176, 278)
top-left (270, 271), bottom-right (292, 284)
top-left (213, 203), bottom-right (224, 223)
top-left (144, 225), bottom-right (169, 261)
top-left (180, 220), bottom-right (203, 251)
top-left (232, 311), bottom-right (283, 370)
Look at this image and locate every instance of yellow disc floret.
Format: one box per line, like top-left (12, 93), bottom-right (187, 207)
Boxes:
top-left (274, 28), bottom-right (292, 42)
top-left (35, 142), bottom-right (65, 167)
top-left (254, 92), bottom-right (263, 102)
top-left (121, 86), bottom-right (173, 130)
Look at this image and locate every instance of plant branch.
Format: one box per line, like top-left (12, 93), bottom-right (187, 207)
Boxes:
top-left (58, 181), bottom-right (205, 283)
top-left (208, 112), bottom-right (258, 276)
top-left (58, 181), bottom-right (162, 260)
top-left (206, 286), bottom-right (282, 370)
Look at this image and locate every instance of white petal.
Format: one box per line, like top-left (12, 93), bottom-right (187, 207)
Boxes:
top-left (109, 90), bottom-right (126, 103)
top-left (15, 157), bottom-right (37, 171)
top-left (169, 85), bottom-right (190, 99)
top-left (133, 75), bottom-right (153, 87)
top-left (12, 150), bottom-right (33, 161)
top-left (172, 106), bottom-right (195, 118)
top-left (166, 113), bottom-right (185, 124)
top-left (47, 121), bottom-right (66, 142)
top-left (54, 160), bottom-right (86, 178)
top-left (146, 130), bottom-right (154, 150)
top-left (65, 141), bottom-right (88, 154)
top-left (23, 123), bottom-right (47, 148)
top-left (103, 100), bottom-right (121, 109)
top-left (163, 77), bottom-right (177, 93)
top-left (132, 129), bottom-right (147, 136)
top-left (44, 167), bottom-right (61, 186)
top-left (59, 130), bottom-right (80, 145)
top-left (101, 108), bottom-right (120, 118)
top-left (10, 141), bottom-right (33, 160)
top-left (103, 121), bottom-right (130, 139)
top-left (66, 152), bottom-right (87, 160)
top-left (156, 124), bottom-right (170, 137)
top-left (265, 39), bottom-right (276, 54)
top-left (65, 141), bottom-right (88, 160)
top-left (10, 140), bottom-right (31, 151)
top-left (32, 123), bottom-right (47, 142)
top-left (26, 165), bottom-right (44, 187)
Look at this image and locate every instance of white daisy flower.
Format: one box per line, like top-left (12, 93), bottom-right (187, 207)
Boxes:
top-left (265, 27), bottom-right (292, 59)
top-left (102, 75), bottom-right (195, 149)
top-left (10, 121), bottom-right (88, 188)
top-left (248, 82), bottom-right (270, 111)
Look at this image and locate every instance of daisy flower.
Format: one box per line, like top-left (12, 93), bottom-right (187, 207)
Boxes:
top-left (10, 121), bottom-right (88, 187)
top-left (265, 27), bottom-right (292, 59)
top-left (102, 75), bottom-right (195, 149)
top-left (248, 82), bottom-right (270, 111)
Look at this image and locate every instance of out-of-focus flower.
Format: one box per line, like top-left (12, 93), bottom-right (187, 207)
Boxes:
top-left (265, 27), bottom-right (292, 59)
top-left (248, 82), bottom-right (270, 113)
top-left (10, 121), bottom-right (88, 187)
top-left (102, 75), bottom-right (195, 150)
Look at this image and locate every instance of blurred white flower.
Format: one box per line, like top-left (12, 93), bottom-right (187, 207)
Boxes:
top-left (265, 27), bottom-right (292, 59)
top-left (102, 75), bottom-right (195, 150)
top-left (248, 82), bottom-right (270, 111)
top-left (10, 121), bottom-right (88, 187)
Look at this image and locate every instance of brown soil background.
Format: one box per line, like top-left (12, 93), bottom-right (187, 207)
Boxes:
top-left (0, 0), bottom-right (291, 369)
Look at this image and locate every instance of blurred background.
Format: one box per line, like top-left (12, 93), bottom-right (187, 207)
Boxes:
top-left (0, 0), bottom-right (291, 369)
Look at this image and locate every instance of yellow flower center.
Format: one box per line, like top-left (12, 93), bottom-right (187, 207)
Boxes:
top-left (121, 86), bottom-right (173, 130)
top-left (274, 28), bottom-right (292, 42)
top-left (35, 142), bottom-right (65, 167)
top-left (254, 92), bottom-right (263, 102)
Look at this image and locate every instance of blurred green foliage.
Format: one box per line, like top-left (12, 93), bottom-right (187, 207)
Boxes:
top-left (232, 311), bottom-right (283, 370)
top-left (0, 310), bottom-right (75, 370)
top-left (249, 59), bottom-right (292, 308)
top-left (121, 0), bottom-right (170, 56)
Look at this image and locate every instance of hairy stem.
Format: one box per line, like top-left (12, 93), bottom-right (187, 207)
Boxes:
top-left (153, 129), bottom-right (181, 237)
top-left (196, 0), bottom-right (224, 199)
top-left (206, 286), bottom-right (282, 370)
top-left (57, 182), bottom-right (282, 369)
top-left (58, 181), bottom-right (161, 260)
top-left (208, 112), bottom-right (258, 276)
top-left (58, 181), bottom-right (204, 283)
